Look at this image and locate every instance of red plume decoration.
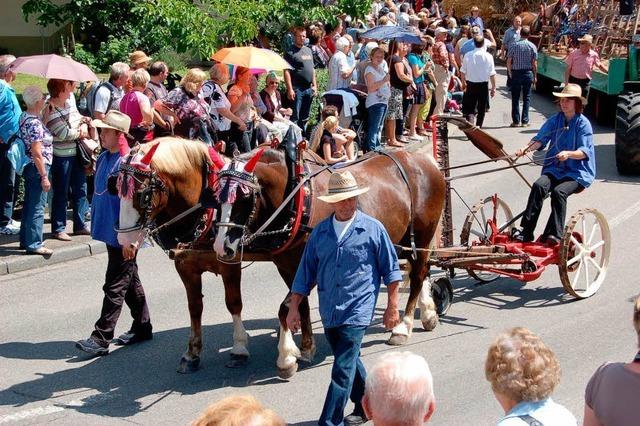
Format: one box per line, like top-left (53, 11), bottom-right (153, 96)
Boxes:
top-left (243, 147), bottom-right (265, 174)
top-left (140, 143), bottom-right (159, 166)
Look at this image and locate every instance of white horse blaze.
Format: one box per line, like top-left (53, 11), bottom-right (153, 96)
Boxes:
top-left (231, 314), bottom-right (249, 357)
top-left (276, 326), bottom-right (301, 370)
top-left (213, 202), bottom-right (233, 256)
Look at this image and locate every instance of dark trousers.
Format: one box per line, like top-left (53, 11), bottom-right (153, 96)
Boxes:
top-left (91, 245), bottom-right (151, 347)
top-left (520, 174), bottom-right (583, 240)
top-left (0, 147), bottom-right (16, 227)
top-left (319, 325), bottom-right (367, 426)
top-left (229, 121), bottom-right (256, 153)
top-left (569, 76), bottom-right (591, 102)
top-left (462, 81), bottom-right (489, 127)
top-left (511, 70), bottom-right (533, 125)
top-left (20, 163), bottom-right (48, 251)
top-left (291, 87), bottom-right (314, 135)
top-left (396, 96), bottom-right (412, 137)
top-left (51, 155), bottom-right (88, 233)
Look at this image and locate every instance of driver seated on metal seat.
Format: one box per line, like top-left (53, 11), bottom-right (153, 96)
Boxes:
top-left (513, 84), bottom-right (595, 245)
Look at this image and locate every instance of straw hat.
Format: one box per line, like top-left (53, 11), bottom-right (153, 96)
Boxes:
top-left (318, 171), bottom-right (369, 203)
top-left (553, 83), bottom-right (587, 105)
top-left (92, 110), bottom-right (131, 134)
top-left (577, 34), bottom-right (593, 44)
top-left (129, 50), bottom-right (151, 66)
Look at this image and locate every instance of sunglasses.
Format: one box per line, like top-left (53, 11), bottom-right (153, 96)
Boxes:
top-left (268, 81), bottom-right (279, 85)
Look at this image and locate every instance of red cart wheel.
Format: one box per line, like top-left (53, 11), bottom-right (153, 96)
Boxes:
top-left (559, 209), bottom-right (610, 299)
top-left (460, 195), bottom-right (514, 282)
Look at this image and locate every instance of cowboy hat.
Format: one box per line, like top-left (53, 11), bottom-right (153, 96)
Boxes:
top-left (318, 171), bottom-right (369, 203)
top-left (577, 34), bottom-right (593, 44)
top-left (92, 110), bottom-right (132, 134)
top-left (129, 50), bottom-right (151, 66)
top-left (553, 83), bottom-right (587, 105)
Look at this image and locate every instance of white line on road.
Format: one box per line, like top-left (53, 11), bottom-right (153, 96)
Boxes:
top-left (608, 199), bottom-right (640, 229)
top-left (0, 391), bottom-right (117, 423)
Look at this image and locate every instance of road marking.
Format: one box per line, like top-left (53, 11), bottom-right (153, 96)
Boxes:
top-left (0, 391), bottom-right (116, 423)
top-left (609, 199), bottom-right (640, 229)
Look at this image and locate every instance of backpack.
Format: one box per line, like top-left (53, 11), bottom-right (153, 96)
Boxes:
top-left (7, 116), bottom-right (37, 176)
top-left (78, 81), bottom-right (116, 118)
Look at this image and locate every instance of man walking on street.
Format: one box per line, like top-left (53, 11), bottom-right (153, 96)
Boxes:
top-left (507, 26), bottom-right (537, 127)
top-left (287, 171), bottom-right (401, 426)
top-left (0, 55), bottom-right (21, 235)
top-left (75, 111), bottom-right (152, 356)
top-left (564, 34), bottom-right (607, 102)
top-left (284, 26), bottom-right (318, 135)
top-left (460, 35), bottom-right (496, 128)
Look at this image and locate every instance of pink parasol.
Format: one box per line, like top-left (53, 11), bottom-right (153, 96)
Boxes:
top-left (10, 54), bottom-right (98, 82)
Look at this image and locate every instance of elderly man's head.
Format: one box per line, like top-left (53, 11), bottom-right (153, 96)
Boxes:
top-left (363, 351), bottom-right (436, 426)
top-left (335, 36), bottom-right (351, 53)
top-left (0, 54), bottom-right (17, 83)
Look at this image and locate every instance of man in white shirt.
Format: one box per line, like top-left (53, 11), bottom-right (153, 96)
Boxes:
top-left (328, 37), bottom-right (355, 91)
top-left (93, 62), bottom-right (129, 119)
top-left (460, 36), bottom-right (496, 128)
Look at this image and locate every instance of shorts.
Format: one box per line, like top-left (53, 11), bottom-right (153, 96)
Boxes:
top-left (385, 87), bottom-right (404, 120)
top-left (412, 82), bottom-right (426, 105)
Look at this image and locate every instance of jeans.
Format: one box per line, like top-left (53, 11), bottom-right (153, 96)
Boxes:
top-left (51, 155), bottom-right (88, 234)
top-left (230, 121), bottom-right (256, 153)
top-left (0, 147), bottom-right (16, 227)
top-left (319, 325), bottom-right (367, 426)
top-left (511, 70), bottom-right (533, 125)
top-left (520, 174), bottom-right (583, 239)
top-left (365, 103), bottom-right (387, 152)
top-left (291, 87), bottom-right (314, 135)
top-left (91, 245), bottom-right (152, 347)
top-left (19, 163), bottom-right (49, 251)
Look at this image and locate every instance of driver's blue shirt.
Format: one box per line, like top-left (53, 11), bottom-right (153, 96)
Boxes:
top-left (533, 112), bottom-right (595, 188)
top-left (91, 150), bottom-right (122, 248)
top-left (291, 210), bottom-right (402, 329)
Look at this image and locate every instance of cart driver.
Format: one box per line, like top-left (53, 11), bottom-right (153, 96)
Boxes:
top-left (513, 84), bottom-right (596, 245)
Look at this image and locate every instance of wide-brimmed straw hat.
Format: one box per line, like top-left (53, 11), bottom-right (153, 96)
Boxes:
top-left (92, 110), bottom-right (131, 134)
top-left (577, 34), bottom-right (593, 44)
top-left (553, 83), bottom-right (587, 105)
top-left (318, 171), bottom-right (369, 203)
top-left (129, 50), bottom-right (151, 66)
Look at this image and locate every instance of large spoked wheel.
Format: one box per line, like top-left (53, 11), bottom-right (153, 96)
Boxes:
top-left (559, 209), bottom-right (610, 299)
top-left (460, 196), bottom-right (514, 282)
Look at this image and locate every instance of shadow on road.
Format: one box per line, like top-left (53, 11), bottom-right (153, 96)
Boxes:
top-left (0, 318), bottom-right (330, 418)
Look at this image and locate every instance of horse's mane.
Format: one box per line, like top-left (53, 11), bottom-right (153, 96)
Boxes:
top-left (141, 137), bottom-right (211, 178)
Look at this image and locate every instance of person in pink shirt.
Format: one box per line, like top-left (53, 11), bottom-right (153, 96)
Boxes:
top-left (564, 35), bottom-right (607, 102)
top-left (120, 69), bottom-right (154, 143)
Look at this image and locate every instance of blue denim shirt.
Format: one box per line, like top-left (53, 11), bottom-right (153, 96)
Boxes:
top-left (292, 210), bottom-right (402, 328)
top-left (497, 398), bottom-right (577, 425)
top-left (91, 151), bottom-right (122, 248)
top-left (0, 81), bottom-right (20, 143)
top-left (502, 27), bottom-right (521, 55)
top-left (534, 112), bottom-right (596, 188)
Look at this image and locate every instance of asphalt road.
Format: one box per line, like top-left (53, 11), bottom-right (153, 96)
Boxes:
top-left (2, 68), bottom-right (640, 425)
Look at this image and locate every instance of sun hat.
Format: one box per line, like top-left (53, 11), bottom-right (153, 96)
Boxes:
top-left (129, 50), bottom-right (151, 66)
top-left (434, 27), bottom-right (448, 37)
top-left (318, 171), bottom-right (369, 203)
top-left (577, 34), bottom-right (593, 44)
top-left (553, 83), bottom-right (587, 105)
top-left (364, 41), bottom-right (379, 56)
top-left (92, 110), bottom-right (132, 134)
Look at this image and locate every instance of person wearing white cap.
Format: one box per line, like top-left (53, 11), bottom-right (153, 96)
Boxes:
top-left (513, 84), bottom-right (595, 245)
top-left (564, 34), bottom-right (607, 102)
top-left (432, 27), bottom-right (451, 116)
top-left (287, 170), bottom-right (402, 426)
top-left (75, 110), bottom-right (153, 356)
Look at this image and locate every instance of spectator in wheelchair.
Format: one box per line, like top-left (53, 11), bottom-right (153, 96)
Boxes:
top-left (310, 116), bottom-right (355, 165)
top-left (583, 296), bottom-right (640, 426)
top-left (485, 327), bottom-right (576, 425)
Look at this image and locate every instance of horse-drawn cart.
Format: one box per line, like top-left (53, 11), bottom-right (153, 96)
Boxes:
top-left (419, 115), bottom-right (610, 316)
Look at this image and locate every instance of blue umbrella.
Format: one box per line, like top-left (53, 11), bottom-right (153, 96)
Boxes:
top-left (361, 26), bottom-right (423, 44)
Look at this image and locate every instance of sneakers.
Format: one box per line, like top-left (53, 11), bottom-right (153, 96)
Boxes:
top-left (510, 122), bottom-right (521, 128)
top-left (75, 337), bottom-right (109, 356)
top-left (511, 228), bottom-right (534, 243)
top-left (0, 221), bottom-right (20, 235)
top-left (112, 329), bottom-right (153, 346)
top-left (344, 412), bottom-right (368, 426)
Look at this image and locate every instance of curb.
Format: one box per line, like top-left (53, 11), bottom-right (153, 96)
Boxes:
top-left (0, 240), bottom-right (107, 275)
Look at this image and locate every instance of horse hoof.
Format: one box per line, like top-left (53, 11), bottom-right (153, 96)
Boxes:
top-left (299, 347), bottom-right (316, 363)
top-left (387, 333), bottom-right (409, 346)
top-left (277, 362), bottom-right (298, 380)
top-left (421, 312), bottom-right (439, 331)
top-left (177, 356), bottom-right (200, 374)
top-left (225, 354), bottom-right (249, 369)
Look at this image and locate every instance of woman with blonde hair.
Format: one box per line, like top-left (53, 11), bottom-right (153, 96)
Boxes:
top-left (583, 298), bottom-right (640, 425)
top-left (485, 327), bottom-right (576, 425)
top-left (154, 68), bottom-right (214, 144)
top-left (192, 394), bottom-right (284, 426)
top-left (120, 68), bottom-right (154, 143)
top-left (310, 116), bottom-right (354, 165)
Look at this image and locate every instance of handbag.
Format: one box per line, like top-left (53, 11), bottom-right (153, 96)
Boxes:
top-left (76, 138), bottom-right (99, 175)
top-left (404, 84), bottom-right (416, 98)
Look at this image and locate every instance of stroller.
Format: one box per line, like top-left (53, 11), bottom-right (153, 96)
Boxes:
top-left (319, 87), bottom-right (368, 153)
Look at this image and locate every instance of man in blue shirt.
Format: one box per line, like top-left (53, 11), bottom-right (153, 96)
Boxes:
top-left (507, 26), bottom-right (538, 127)
top-left (0, 55), bottom-right (22, 235)
top-left (76, 111), bottom-right (152, 356)
top-left (514, 84), bottom-right (595, 244)
top-left (287, 171), bottom-right (401, 426)
top-left (468, 6), bottom-right (484, 31)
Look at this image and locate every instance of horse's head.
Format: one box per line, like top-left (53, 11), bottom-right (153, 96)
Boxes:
top-left (112, 142), bottom-right (167, 247)
top-left (212, 148), bottom-right (265, 260)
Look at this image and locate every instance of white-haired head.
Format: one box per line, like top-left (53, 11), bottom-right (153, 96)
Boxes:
top-left (364, 41), bottom-right (379, 57)
top-left (335, 37), bottom-right (350, 52)
top-left (22, 86), bottom-right (44, 108)
top-left (363, 351), bottom-right (436, 426)
top-left (0, 54), bottom-right (17, 81)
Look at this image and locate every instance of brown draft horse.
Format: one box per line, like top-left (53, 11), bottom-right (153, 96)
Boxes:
top-left (212, 145), bottom-right (446, 378)
top-left (519, 1), bottom-right (562, 34)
